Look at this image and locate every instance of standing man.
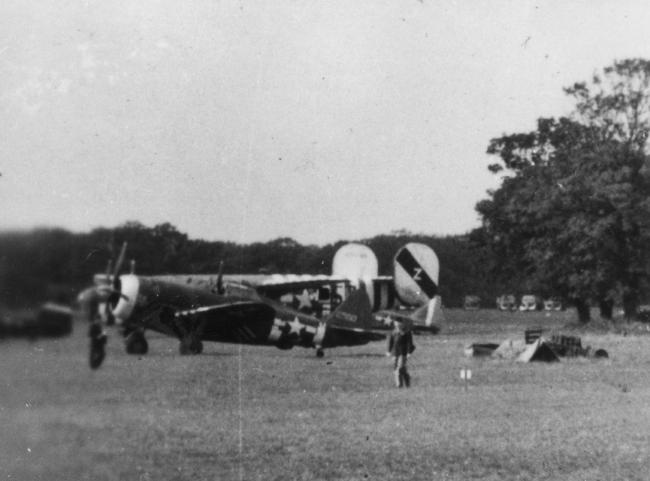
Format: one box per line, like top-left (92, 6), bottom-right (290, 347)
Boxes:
top-left (386, 318), bottom-right (415, 388)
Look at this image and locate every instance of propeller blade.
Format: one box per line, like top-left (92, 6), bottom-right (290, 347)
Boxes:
top-left (112, 241), bottom-right (128, 280)
top-left (217, 260), bottom-right (225, 294)
top-left (96, 284), bottom-right (114, 299)
top-left (105, 259), bottom-right (113, 279)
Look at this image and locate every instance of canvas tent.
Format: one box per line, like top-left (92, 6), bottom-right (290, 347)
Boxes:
top-left (492, 338), bottom-right (527, 360)
top-left (516, 338), bottom-right (560, 363)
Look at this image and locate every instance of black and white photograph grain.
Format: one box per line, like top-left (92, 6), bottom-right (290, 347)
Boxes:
top-left (2, 1), bottom-right (650, 480)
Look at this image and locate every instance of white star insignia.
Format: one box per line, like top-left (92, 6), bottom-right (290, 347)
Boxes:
top-left (295, 289), bottom-right (312, 310)
top-left (287, 316), bottom-right (303, 335)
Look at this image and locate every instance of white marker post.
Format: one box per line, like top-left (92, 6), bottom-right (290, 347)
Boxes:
top-left (460, 368), bottom-right (472, 391)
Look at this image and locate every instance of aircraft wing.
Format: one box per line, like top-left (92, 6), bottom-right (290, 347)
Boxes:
top-left (331, 324), bottom-right (387, 337)
top-left (322, 322), bottom-right (387, 345)
top-left (167, 301), bottom-right (277, 343)
top-left (175, 301), bottom-right (276, 323)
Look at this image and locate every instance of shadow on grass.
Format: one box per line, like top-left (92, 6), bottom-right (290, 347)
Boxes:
top-left (332, 353), bottom-right (386, 358)
top-left (196, 351), bottom-right (236, 358)
top-left (138, 349), bottom-right (237, 359)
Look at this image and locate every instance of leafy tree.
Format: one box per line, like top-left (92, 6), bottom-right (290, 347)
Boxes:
top-left (566, 59), bottom-right (650, 317)
top-left (479, 59), bottom-right (650, 322)
top-left (565, 58), bottom-right (650, 149)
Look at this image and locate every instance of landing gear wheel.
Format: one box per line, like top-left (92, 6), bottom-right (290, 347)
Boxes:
top-left (125, 330), bottom-right (148, 355)
top-left (316, 347), bottom-right (324, 358)
top-left (179, 337), bottom-right (203, 355)
top-left (89, 333), bottom-right (107, 369)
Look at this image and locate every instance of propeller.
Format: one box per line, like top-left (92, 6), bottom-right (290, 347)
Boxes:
top-left (87, 240), bottom-right (129, 370)
top-left (107, 241), bottom-right (130, 304)
top-left (217, 260), bottom-right (225, 295)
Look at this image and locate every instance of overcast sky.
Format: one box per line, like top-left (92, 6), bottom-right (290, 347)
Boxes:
top-left (2, 1), bottom-right (650, 245)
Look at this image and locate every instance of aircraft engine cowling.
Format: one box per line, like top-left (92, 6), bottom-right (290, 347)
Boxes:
top-left (110, 274), bottom-right (140, 323)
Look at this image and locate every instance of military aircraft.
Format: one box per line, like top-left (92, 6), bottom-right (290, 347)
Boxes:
top-left (88, 264), bottom-right (385, 369)
top-left (84, 241), bottom-right (444, 368)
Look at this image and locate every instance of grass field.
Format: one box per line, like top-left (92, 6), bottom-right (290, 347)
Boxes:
top-left (1, 309), bottom-right (649, 480)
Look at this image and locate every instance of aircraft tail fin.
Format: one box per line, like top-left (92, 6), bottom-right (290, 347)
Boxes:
top-left (325, 285), bottom-right (374, 328)
top-left (393, 243), bottom-right (439, 307)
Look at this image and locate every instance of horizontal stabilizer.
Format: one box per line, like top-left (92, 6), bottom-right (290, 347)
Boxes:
top-left (376, 296), bottom-right (444, 334)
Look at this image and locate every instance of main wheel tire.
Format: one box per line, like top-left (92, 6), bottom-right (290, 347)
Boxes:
top-left (89, 339), bottom-right (106, 369)
top-left (190, 339), bottom-right (203, 354)
top-left (125, 331), bottom-right (148, 355)
top-left (179, 338), bottom-right (203, 355)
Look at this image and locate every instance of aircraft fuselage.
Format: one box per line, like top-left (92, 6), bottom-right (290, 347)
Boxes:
top-left (112, 275), bottom-right (378, 351)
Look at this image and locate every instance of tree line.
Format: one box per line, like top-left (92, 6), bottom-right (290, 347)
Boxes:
top-left (0, 223), bottom-right (494, 309)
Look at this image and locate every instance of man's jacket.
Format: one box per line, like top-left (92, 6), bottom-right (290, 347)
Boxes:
top-left (387, 330), bottom-right (415, 356)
